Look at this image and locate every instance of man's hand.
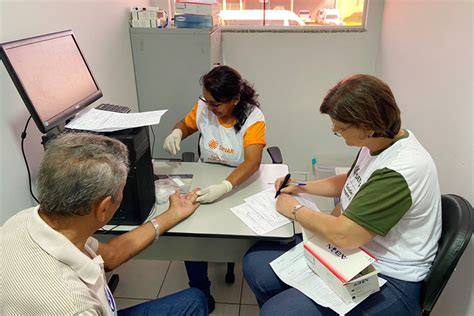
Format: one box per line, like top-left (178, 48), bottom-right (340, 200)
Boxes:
top-left (163, 129), bottom-right (183, 155)
top-left (276, 193), bottom-right (299, 219)
top-left (167, 189), bottom-right (200, 221)
top-left (196, 180), bottom-right (233, 203)
top-left (274, 176), bottom-right (303, 194)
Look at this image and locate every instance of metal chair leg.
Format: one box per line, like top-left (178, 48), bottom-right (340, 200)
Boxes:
top-left (225, 262), bottom-right (235, 284)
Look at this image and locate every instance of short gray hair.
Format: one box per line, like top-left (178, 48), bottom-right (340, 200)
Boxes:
top-left (37, 132), bottom-right (129, 217)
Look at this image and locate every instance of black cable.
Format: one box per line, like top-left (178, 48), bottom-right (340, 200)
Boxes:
top-left (21, 116), bottom-right (40, 204)
top-left (98, 224), bottom-right (120, 234)
top-left (150, 126), bottom-right (156, 158)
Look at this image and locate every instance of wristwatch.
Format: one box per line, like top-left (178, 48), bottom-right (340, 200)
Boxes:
top-left (292, 204), bottom-right (304, 221)
top-left (149, 218), bottom-right (160, 241)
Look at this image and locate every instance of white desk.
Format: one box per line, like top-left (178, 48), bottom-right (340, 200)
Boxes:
top-left (96, 161), bottom-right (334, 261)
top-left (153, 161), bottom-right (297, 238)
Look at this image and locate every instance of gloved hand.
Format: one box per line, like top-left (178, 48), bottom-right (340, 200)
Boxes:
top-left (163, 129), bottom-right (183, 155)
top-left (196, 180), bottom-right (233, 203)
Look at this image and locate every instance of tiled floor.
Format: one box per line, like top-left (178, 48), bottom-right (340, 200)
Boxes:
top-left (111, 259), bottom-right (259, 316)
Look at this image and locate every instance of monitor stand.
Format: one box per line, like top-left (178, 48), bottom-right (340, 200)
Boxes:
top-left (41, 124), bottom-right (65, 149)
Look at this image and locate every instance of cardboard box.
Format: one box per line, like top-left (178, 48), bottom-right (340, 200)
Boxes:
top-left (176, 0), bottom-right (217, 4)
top-left (303, 235), bottom-right (380, 304)
top-left (174, 14), bottom-right (215, 28)
top-left (138, 10), bottom-right (158, 20)
top-left (131, 19), bottom-right (152, 28)
top-left (175, 2), bottom-right (220, 16)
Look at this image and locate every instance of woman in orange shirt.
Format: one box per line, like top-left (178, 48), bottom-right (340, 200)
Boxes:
top-left (163, 65), bottom-right (266, 312)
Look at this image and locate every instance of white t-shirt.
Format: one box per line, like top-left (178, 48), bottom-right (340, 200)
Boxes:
top-left (184, 99), bottom-right (266, 166)
top-left (1, 206), bottom-right (116, 315)
top-left (340, 130), bottom-right (442, 282)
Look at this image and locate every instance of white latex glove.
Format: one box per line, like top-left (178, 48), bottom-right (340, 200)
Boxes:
top-left (196, 180), bottom-right (233, 203)
top-left (163, 129), bottom-right (183, 155)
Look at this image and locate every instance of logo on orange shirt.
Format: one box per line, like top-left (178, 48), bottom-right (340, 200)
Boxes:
top-left (208, 139), bottom-right (219, 149)
top-left (207, 138), bottom-right (235, 154)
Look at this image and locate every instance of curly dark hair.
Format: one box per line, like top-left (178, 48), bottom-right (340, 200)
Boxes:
top-left (201, 65), bottom-right (260, 133)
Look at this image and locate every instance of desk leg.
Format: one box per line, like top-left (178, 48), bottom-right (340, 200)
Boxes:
top-left (108, 274), bottom-right (120, 293)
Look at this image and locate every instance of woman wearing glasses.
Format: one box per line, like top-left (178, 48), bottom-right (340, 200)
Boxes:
top-left (163, 65), bottom-right (266, 311)
top-left (243, 74), bottom-right (441, 316)
top-left (163, 65), bottom-right (265, 203)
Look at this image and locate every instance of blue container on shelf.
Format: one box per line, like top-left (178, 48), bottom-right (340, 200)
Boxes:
top-left (174, 14), bottom-right (213, 28)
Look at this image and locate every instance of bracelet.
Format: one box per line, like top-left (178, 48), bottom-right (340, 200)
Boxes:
top-left (149, 218), bottom-right (160, 241)
top-left (292, 204), bottom-right (304, 221)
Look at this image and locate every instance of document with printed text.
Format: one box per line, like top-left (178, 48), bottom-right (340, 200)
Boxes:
top-left (270, 243), bottom-right (386, 315)
top-left (65, 108), bottom-right (168, 132)
top-left (230, 188), bottom-right (320, 235)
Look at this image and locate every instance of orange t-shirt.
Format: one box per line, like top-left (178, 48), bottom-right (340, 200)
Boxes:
top-left (184, 102), bottom-right (266, 148)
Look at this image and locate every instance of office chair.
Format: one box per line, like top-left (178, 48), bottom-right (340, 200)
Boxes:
top-left (420, 194), bottom-right (473, 316)
top-left (266, 146), bottom-right (283, 164)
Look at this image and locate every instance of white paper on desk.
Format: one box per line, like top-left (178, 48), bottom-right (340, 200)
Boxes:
top-left (65, 108), bottom-right (168, 132)
top-left (231, 189), bottom-right (290, 235)
top-left (270, 243), bottom-right (387, 315)
top-left (230, 188), bottom-right (320, 236)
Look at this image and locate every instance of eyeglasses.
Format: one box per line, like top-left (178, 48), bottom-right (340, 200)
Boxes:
top-left (332, 123), bottom-right (352, 137)
top-left (199, 95), bottom-right (224, 108)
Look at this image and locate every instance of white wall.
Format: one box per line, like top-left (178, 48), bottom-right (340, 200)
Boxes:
top-left (377, 0), bottom-right (473, 203)
top-left (221, 0), bottom-right (385, 172)
top-left (0, 0), bottom-right (147, 223)
top-left (377, 1), bottom-right (473, 315)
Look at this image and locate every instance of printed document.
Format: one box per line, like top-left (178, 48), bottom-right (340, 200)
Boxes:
top-left (65, 108), bottom-right (168, 132)
top-left (230, 188), bottom-right (319, 235)
top-left (270, 243), bottom-right (386, 315)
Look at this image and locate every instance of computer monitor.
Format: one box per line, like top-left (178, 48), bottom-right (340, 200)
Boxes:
top-left (0, 30), bottom-right (102, 134)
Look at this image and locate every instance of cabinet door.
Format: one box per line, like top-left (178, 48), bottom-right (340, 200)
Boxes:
top-left (130, 28), bottom-right (221, 159)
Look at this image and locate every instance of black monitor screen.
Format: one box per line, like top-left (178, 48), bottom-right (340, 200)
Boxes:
top-left (0, 30), bottom-right (102, 133)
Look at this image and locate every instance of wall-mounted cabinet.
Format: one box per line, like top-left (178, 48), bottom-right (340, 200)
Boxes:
top-left (130, 27), bottom-right (222, 159)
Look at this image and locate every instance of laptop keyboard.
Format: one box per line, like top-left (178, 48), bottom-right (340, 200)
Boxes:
top-left (95, 103), bottom-right (131, 113)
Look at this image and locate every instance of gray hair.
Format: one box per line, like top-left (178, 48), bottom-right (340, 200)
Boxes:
top-left (37, 132), bottom-right (129, 217)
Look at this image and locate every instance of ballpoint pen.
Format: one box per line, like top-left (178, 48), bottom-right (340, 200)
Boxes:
top-left (268, 181), bottom-right (306, 186)
top-left (275, 173), bottom-right (291, 198)
top-left (290, 182), bottom-right (307, 186)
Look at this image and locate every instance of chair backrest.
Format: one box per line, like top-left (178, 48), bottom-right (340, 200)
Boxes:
top-left (266, 146), bottom-right (283, 164)
top-left (421, 194), bottom-right (473, 315)
top-left (181, 133), bottom-right (202, 162)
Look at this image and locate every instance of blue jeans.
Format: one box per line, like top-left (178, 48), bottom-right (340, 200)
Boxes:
top-left (185, 261), bottom-right (211, 297)
top-left (118, 288), bottom-right (208, 316)
top-left (243, 236), bottom-right (422, 316)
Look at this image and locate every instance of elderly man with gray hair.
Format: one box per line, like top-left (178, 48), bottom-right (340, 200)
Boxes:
top-left (1, 132), bottom-right (207, 315)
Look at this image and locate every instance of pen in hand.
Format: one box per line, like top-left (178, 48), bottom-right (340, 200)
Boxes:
top-left (268, 181), bottom-right (307, 186)
top-left (275, 173), bottom-right (291, 198)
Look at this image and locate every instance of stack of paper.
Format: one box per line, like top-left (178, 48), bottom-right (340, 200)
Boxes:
top-left (65, 108), bottom-right (167, 132)
top-left (270, 243), bottom-right (386, 315)
top-left (230, 188), bottom-right (319, 235)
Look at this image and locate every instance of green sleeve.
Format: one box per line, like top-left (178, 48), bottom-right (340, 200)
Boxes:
top-left (343, 168), bottom-right (412, 236)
